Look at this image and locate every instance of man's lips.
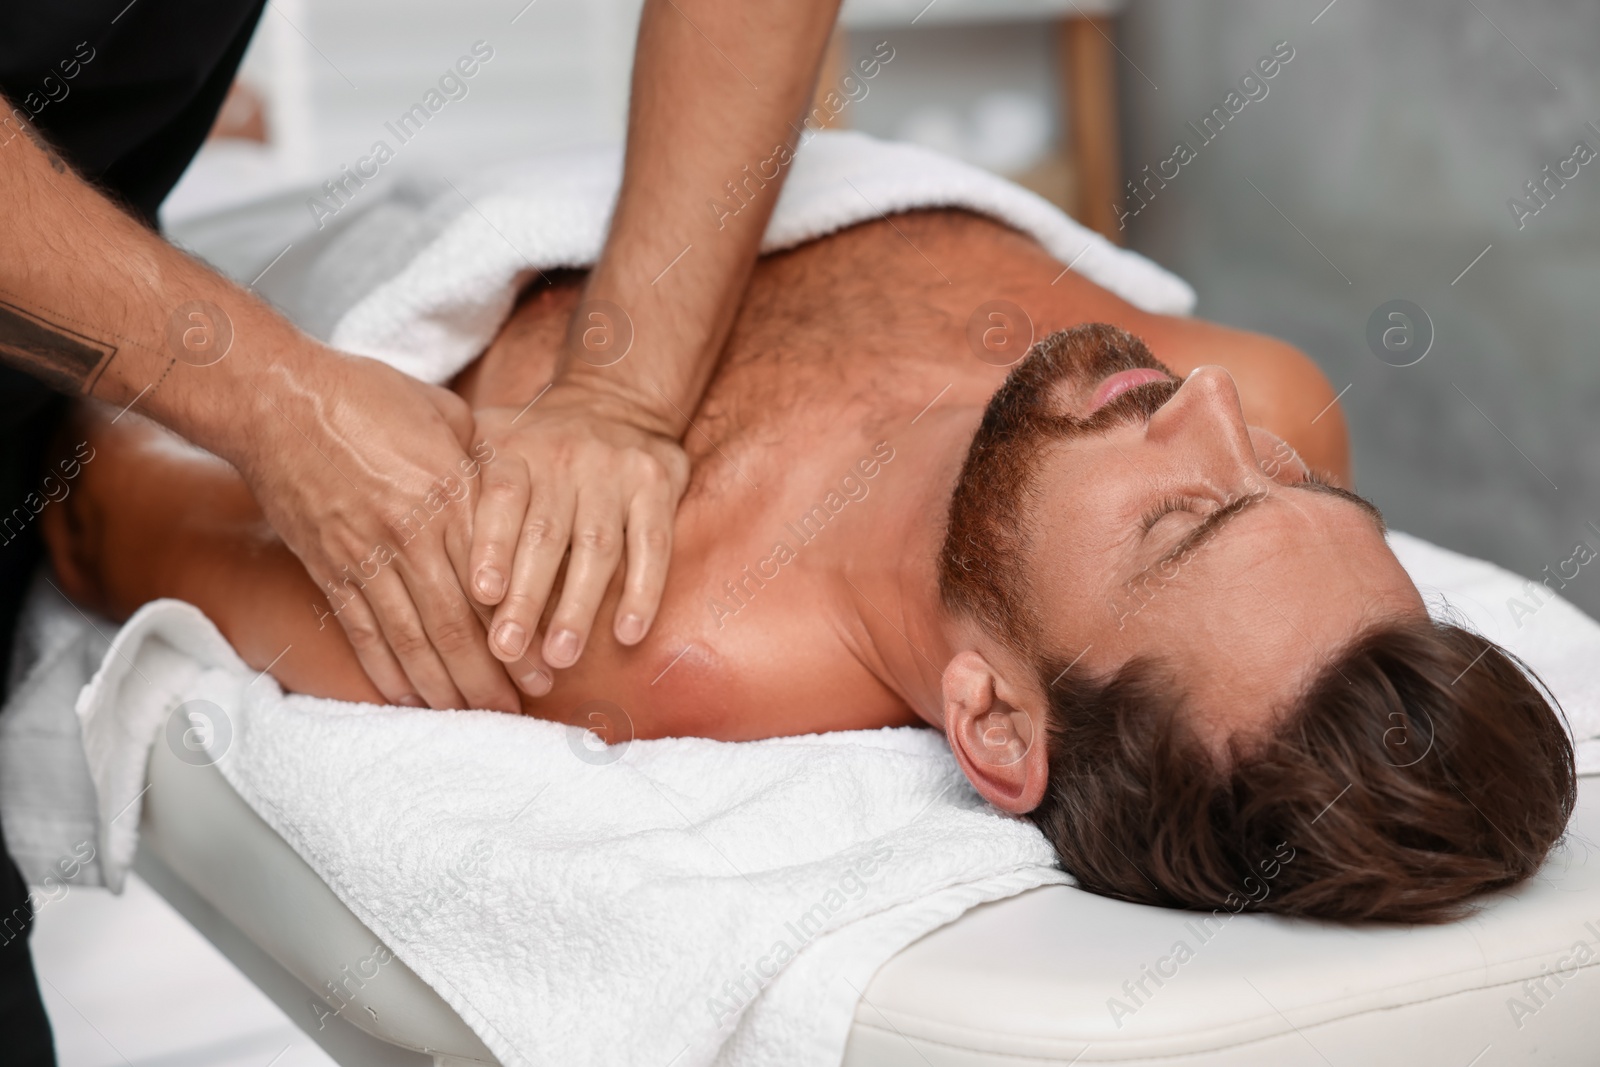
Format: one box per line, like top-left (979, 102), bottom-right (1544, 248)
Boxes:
top-left (1086, 368), bottom-right (1171, 414)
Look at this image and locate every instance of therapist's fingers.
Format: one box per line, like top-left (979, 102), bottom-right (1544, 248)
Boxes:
top-left (468, 451), bottom-right (531, 607)
top-left (395, 535), bottom-right (523, 713)
top-left (489, 479), bottom-right (572, 684)
top-left (612, 473), bottom-right (676, 646)
top-left (542, 486), bottom-right (628, 669)
top-left (323, 580), bottom-right (424, 707)
top-left (357, 568), bottom-right (467, 710)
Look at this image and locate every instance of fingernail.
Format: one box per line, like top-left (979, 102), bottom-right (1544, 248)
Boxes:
top-left (616, 613), bottom-right (646, 644)
top-left (397, 694), bottom-right (424, 707)
top-left (518, 667), bottom-right (552, 697)
top-left (475, 565), bottom-right (506, 601)
top-left (546, 628), bottom-right (581, 666)
top-left (495, 620), bottom-right (527, 657)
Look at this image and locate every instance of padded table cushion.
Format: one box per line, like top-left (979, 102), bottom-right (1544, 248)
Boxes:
top-left (141, 734), bottom-right (1600, 1066)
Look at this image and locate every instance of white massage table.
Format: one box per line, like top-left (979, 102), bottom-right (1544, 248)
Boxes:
top-left (139, 730), bottom-right (1600, 1066)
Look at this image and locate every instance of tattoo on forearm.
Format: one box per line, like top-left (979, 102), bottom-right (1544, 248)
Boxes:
top-left (0, 299), bottom-right (116, 394)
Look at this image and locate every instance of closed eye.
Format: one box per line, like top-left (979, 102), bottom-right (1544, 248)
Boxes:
top-left (1136, 490), bottom-right (1269, 574)
top-left (1127, 470), bottom-right (1383, 583)
top-left (1140, 495), bottom-right (1201, 533)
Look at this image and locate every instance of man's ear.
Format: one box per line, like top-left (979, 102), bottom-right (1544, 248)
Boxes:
top-left (941, 650), bottom-right (1050, 814)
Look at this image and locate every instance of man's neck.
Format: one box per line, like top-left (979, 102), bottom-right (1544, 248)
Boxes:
top-left (825, 405), bottom-right (983, 730)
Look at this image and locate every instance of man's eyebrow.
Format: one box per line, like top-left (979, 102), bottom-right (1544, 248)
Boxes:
top-left (1290, 477), bottom-right (1387, 533)
top-left (1139, 477), bottom-right (1385, 577)
top-left (1147, 491), bottom-right (1268, 574)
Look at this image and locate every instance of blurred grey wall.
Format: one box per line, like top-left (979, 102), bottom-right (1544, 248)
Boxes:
top-left (1119, 0), bottom-right (1600, 615)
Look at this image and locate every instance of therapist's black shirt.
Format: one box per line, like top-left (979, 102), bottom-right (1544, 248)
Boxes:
top-left (0, 3), bottom-right (266, 1060)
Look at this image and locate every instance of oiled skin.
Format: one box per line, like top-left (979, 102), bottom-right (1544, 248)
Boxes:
top-left (45, 209), bottom-right (1347, 740)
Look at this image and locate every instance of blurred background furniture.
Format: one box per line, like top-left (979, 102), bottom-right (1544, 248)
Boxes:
top-left (834, 0), bottom-right (1128, 238)
top-left (175, 0), bottom-right (1132, 239)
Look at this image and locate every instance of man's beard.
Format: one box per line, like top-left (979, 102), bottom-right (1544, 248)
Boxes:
top-left (938, 324), bottom-right (1180, 652)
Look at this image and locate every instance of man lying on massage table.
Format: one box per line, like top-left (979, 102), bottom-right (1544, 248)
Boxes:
top-left (43, 207), bottom-right (1574, 926)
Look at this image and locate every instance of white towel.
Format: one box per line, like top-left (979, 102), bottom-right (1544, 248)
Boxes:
top-left (327, 130), bottom-right (1197, 385)
top-left (74, 601), bottom-right (1066, 1067)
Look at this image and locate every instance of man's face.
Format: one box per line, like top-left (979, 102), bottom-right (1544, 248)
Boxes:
top-left (940, 327), bottom-right (1426, 742)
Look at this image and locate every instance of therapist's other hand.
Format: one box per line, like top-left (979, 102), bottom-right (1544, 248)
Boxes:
top-left (467, 384), bottom-right (689, 683)
top-left (239, 352), bottom-right (521, 714)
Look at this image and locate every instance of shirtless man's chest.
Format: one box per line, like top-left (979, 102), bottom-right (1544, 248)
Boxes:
top-left (458, 210), bottom-right (1337, 741)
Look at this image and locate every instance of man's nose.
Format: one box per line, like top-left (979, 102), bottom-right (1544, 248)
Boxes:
top-left (1145, 365), bottom-right (1258, 469)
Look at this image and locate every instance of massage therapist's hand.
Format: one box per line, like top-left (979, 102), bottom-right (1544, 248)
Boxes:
top-left (236, 351), bottom-right (522, 715)
top-left (458, 0), bottom-right (841, 678)
top-left (466, 384), bottom-right (689, 687)
top-left (0, 89), bottom-right (517, 714)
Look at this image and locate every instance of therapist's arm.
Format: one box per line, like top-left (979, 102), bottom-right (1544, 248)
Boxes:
top-left (0, 103), bottom-right (522, 714)
top-left (469, 0), bottom-right (844, 674)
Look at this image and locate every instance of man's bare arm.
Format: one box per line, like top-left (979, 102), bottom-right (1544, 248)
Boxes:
top-left (0, 98), bottom-right (522, 713)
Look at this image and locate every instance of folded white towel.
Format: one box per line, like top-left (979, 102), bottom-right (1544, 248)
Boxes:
top-left (74, 601), bottom-right (1066, 1067)
top-left (327, 129), bottom-right (1197, 385)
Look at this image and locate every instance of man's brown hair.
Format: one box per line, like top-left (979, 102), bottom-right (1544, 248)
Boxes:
top-left (938, 324), bottom-right (1577, 922)
top-left (1032, 622), bottom-right (1576, 922)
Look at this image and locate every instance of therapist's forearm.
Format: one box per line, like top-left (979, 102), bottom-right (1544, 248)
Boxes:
top-left (559, 0), bottom-right (844, 435)
top-left (0, 100), bottom-right (315, 454)
top-left (1, 101), bottom-right (527, 714)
